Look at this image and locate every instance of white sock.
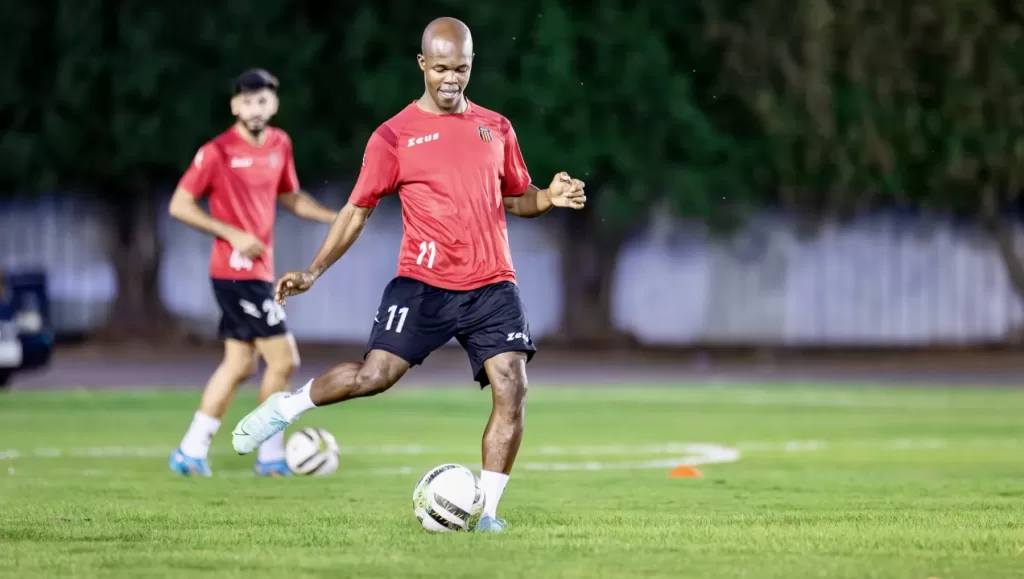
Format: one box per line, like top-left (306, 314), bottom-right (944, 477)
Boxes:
top-left (257, 431), bottom-right (286, 463)
top-left (480, 470), bottom-right (510, 518)
top-left (279, 380), bottom-right (317, 421)
top-left (179, 411), bottom-right (221, 460)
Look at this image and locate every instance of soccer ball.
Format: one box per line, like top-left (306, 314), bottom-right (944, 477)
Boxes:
top-left (284, 427), bottom-right (340, 476)
top-left (412, 463), bottom-right (484, 532)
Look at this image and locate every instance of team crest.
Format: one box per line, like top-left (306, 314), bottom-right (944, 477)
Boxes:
top-left (478, 126), bottom-right (492, 143)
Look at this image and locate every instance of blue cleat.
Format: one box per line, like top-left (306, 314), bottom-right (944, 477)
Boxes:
top-left (254, 459), bottom-right (292, 477)
top-left (168, 448), bottom-right (212, 477)
top-left (473, 516), bottom-right (507, 533)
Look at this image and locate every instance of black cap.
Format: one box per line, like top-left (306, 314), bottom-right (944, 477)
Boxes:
top-left (232, 68), bottom-right (279, 95)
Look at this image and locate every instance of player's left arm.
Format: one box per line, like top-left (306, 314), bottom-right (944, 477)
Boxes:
top-left (498, 124), bottom-right (586, 218)
top-left (504, 181), bottom-right (586, 218)
top-left (276, 137), bottom-right (338, 224)
top-left (278, 190), bottom-right (338, 224)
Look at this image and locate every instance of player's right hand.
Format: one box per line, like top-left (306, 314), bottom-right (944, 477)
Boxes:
top-left (275, 271), bottom-right (316, 305)
top-left (229, 231), bottom-right (265, 259)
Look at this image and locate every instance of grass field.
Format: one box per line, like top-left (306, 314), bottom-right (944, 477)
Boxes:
top-left (1, 384), bottom-right (1023, 579)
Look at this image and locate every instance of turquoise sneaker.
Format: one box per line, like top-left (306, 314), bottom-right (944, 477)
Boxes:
top-left (232, 392), bottom-right (291, 455)
top-left (168, 448), bottom-right (212, 477)
top-left (473, 516), bottom-right (507, 533)
top-left (254, 459), bottom-right (292, 477)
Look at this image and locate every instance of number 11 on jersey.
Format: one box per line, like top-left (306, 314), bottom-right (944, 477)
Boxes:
top-left (416, 240), bottom-right (436, 268)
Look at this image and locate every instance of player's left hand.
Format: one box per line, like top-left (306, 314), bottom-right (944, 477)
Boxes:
top-left (547, 172), bottom-right (586, 210)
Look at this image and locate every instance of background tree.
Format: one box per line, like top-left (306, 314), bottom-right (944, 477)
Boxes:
top-left (907, 1), bottom-right (1024, 304)
top-left (707, 0), bottom-right (1024, 321)
top-left (704, 0), bottom-right (911, 230)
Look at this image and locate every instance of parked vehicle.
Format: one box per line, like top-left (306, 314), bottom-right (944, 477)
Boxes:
top-left (0, 270), bottom-right (54, 389)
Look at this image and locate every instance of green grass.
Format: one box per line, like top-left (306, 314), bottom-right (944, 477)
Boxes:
top-left (1, 384), bottom-right (1023, 578)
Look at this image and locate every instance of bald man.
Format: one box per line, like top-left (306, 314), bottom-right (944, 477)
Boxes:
top-left (231, 17), bottom-right (586, 533)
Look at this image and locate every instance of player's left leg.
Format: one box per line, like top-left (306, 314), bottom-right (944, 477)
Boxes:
top-left (251, 333), bottom-right (300, 476)
top-left (477, 351), bottom-right (529, 533)
top-left (454, 281), bottom-right (536, 532)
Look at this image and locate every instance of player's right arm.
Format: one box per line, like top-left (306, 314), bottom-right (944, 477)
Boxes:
top-left (168, 145), bottom-right (263, 258)
top-left (275, 129), bottom-right (399, 304)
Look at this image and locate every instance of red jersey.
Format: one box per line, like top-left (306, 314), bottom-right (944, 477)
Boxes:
top-left (349, 100), bottom-right (532, 291)
top-left (178, 126), bottom-right (300, 282)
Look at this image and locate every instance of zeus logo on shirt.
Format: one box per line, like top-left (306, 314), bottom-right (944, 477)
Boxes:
top-left (407, 133), bottom-right (440, 147)
top-left (230, 157), bottom-right (254, 168)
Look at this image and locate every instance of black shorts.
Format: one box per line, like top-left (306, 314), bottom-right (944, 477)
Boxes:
top-left (211, 278), bottom-right (289, 341)
top-left (366, 277), bottom-right (536, 387)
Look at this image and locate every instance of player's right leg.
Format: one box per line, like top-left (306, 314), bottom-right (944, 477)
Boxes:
top-left (231, 350), bottom-right (409, 454)
top-left (231, 277), bottom-right (457, 454)
top-left (170, 338), bottom-right (257, 476)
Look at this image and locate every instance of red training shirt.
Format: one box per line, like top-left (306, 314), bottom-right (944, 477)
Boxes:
top-left (178, 127), bottom-right (299, 282)
top-left (349, 100), bottom-right (532, 291)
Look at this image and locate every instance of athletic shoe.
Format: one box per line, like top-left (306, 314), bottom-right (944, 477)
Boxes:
top-left (231, 392), bottom-right (290, 455)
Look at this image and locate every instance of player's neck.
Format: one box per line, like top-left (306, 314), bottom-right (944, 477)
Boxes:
top-left (234, 123), bottom-right (267, 146)
top-left (416, 93), bottom-right (468, 115)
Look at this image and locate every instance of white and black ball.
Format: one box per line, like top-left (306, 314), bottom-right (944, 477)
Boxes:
top-left (412, 463), bottom-right (484, 532)
top-left (284, 427), bottom-right (340, 476)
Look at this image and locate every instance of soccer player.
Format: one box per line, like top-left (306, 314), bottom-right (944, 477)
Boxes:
top-left (167, 69), bottom-right (338, 477)
top-left (230, 19), bottom-right (586, 530)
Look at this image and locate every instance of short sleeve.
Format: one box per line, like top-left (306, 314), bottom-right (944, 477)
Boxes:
top-left (278, 140), bottom-right (300, 194)
top-left (500, 124), bottom-right (531, 197)
top-left (178, 144), bottom-right (218, 198)
top-left (349, 128), bottom-right (400, 208)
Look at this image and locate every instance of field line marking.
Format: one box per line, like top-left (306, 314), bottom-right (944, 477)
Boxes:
top-left (57, 444), bottom-right (741, 479)
top-left (4, 437), bottom-right (1017, 463)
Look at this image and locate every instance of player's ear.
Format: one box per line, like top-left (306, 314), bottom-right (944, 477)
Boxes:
top-left (268, 92), bottom-right (280, 116)
top-left (417, 54), bottom-right (427, 72)
top-left (230, 95), bottom-right (241, 116)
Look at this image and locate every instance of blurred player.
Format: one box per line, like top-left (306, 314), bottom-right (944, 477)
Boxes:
top-left (167, 69), bottom-right (338, 477)
top-left (230, 20), bottom-right (585, 530)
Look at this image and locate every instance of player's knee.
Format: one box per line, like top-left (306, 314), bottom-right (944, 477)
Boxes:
top-left (265, 353), bottom-right (299, 379)
top-left (222, 354), bottom-right (257, 384)
top-left (488, 356), bottom-right (528, 416)
top-left (256, 335), bottom-right (300, 378)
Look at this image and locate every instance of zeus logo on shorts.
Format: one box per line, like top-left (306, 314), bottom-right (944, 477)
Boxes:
top-left (407, 133), bottom-right (440, 147)
top-left (239, 299), bottom-right (261, 319)
top-left (506, 332), bottom-right (530, 344)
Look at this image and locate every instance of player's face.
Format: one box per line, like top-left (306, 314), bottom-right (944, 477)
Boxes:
top-left (230, 89), bottom-right (279, 135)
top-left (418, 40), bottom-right (473, 112)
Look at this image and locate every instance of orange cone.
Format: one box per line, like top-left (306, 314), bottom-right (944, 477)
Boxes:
top-left (668, 465), bottom-right (704, 479)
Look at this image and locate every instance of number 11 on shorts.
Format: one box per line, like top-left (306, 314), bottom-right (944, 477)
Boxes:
top-left (386, 305), bottom-right (408, 333)
top-left (416, 240), bottom-right (436, 268)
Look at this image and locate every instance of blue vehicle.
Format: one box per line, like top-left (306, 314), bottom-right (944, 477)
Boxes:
top-left (0, 270), bottom-right (54, 389)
